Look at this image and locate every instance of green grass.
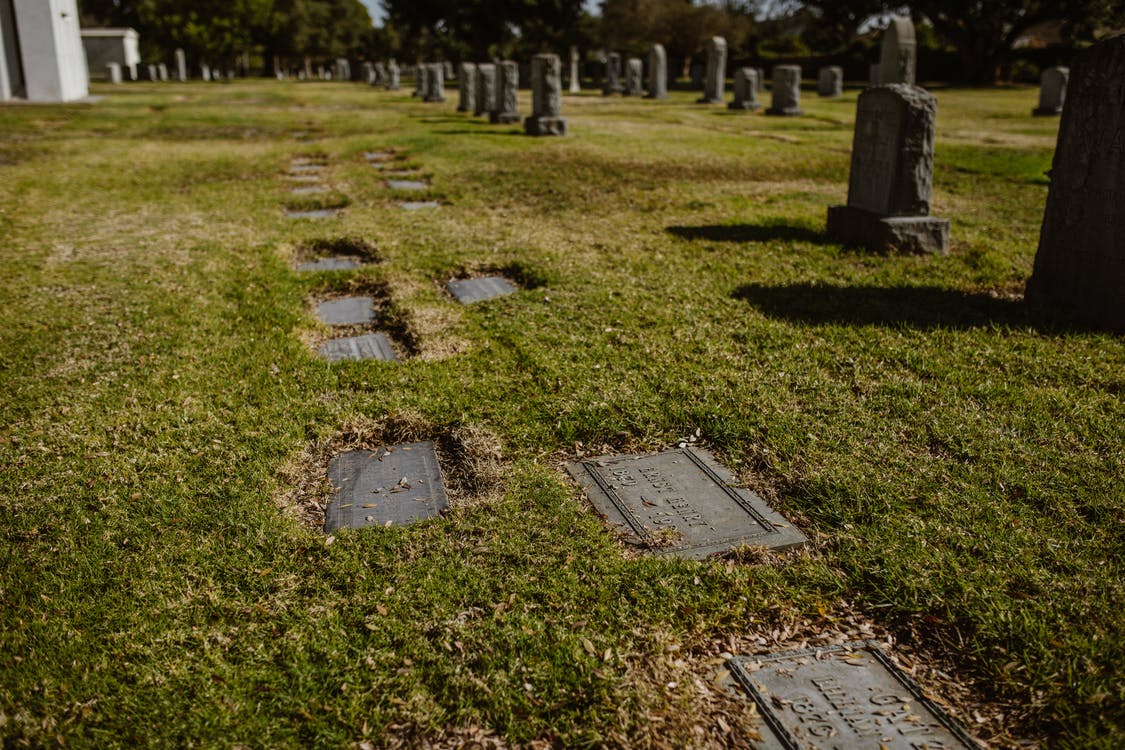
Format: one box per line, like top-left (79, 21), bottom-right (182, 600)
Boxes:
top-left (1, 80), bottom-right (1122, 748)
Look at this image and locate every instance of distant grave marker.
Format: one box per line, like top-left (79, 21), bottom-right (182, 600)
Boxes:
top-left (1033, 66), bottom-right (1069, 116)
top-left (728, 68), bottom-right (760, 111)
top-left (287, 209), bottom-right (340, 220)
top-left (698, 37), bottom-right (727, 104)
top-left (603, 52), bottom-right (624, 95)
top-left (475, 63), bottom-right (497, 117)
top-left (290, 186), bottom-right (329, 195)
top-left (458, 62), bottom-right (477, 112)
top-left (624, 58), bottom-right (643, 96)
top-left (727, 643), bottom-right (978, 749)
top-left (766, 65), bottom-right (803, 116)
top-left (491, 61), bottom-right (521, 124)
top-left (446, 276), bottom-right (517, 304)
top-left (646, 44), bottom-right (667, 100)
top-left (401, 201), bottom-right (441, 210)
top-left (818, 65), bottom-right (843, 97)
top-left (289, 164), bottom-right (323, 174)
top-left (567, 447), bottom-right (806, 559)
top-left (387, 60), bottom-right (400, 90)
top-left (297, 257), bottom-right (360, 272)
top-left (387, 179), bottom-right (428, 191)
top-left (324, 442), bottom-right (448, 532)
top-left (318, 333), bottom-right (397, 362)
top-left (525, 53), bottom-right (567, 136)
top-left (316, 296), bottom-right (376, 325)
top-left (878, 16), bottom-right (916, 85)
top-left (286, 174), bottom-right (322, 183)
top-left (423, 62), bottom-right (445, 103)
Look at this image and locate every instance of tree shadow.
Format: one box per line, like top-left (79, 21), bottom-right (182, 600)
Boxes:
top-left (667, 222), bottom-right (831, 246)
top-left (731, 282), bottom-right (1036, 330)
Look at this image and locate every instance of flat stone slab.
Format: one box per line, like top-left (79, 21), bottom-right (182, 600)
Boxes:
top-left (726, 642), bottom-right (978, 749)
top-left (287, 209), bottom-right (340, 220)
top-left (567, 447), bottom-right (806, 559)
top-left (317, 333), bottom-right (397, 362)
top-left (826, 205), bottom-right (949, 255)
top-left (324, 441), bottom-right (449, 533)
top-left (288, 164), bottom-right (324, 173)
top-left (286, 174), bottom-right (323, 183)
top-left (446, 276), bottom-right (518, 304)
top-left (290, 185), bottom-right (329, 195)
top-left (364, 151), bottom-right (394, 161)
top-left (315, 296), bottom-right (376, 325)
top-left (291, 158), bottom-right (324, 167)
top-left (383, 170), bottom-right (421, 177)
top-left (401, 201), bottom-right (441, 211)
top-left (387, 179), bottom-right (429, 191)
top-left (296, 257), bottom-right (361, 272)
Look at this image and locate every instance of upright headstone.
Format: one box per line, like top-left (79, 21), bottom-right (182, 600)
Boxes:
top-left (757, 67), bottom-right (766, 92)
top-left (444, 61), bottom-right (454, 80)
top-left (1033, 66), bottom-right (1069, 116)
top-left (869, 63), bottom-right (881, 87)
top-left (525, 53), bottom-right (567, 136)
top-left (603, 52), bottom-right (623, 95)
top-left (105, 62), bottom-right (122, 84)
top-left (878, 16), bottom-right (916, 85)
top-left (818, 65), bottom-right (843, 97)
top-left (568, 46), bottom-right (581, 93)
top-left (200, 62), bottom-right (211, 82)
top-left (646, 44), bottom-right (667, 99)
top-left (387, 60), bottom-right (400, 90)
top-left (362, 61), bottom-right (375, 84)
top-left (766, 65), bottom-right (803, 116)
top-left (491, 60), bottom-right (520, 123)
top-left (698, 36), bottom-right (726, 103)
top-left (146, 63), bottom-right (157, 81)
top-left (474, 62), bottom-right (496, 116)
top-left (690, 62), bottom-right (704, 90)
top-left (1025, 38), bottom-right (1125, 330)
top-left (624, 57), bottom-right (643, 96)
top-left (826, 84), bottom-right (949, 254)
top-left (728, 68), bottom-right (760, 111)
top-left (374, 61), bottom-right (387, 86)
top-left (174, 48), bottom-right (186, 81)
top-left (157, 62), bottom-right (168, 81)
top-left (423, 62), bottom-right (445, 102)
top-left (412, 64), bottom-right (426, 97)
top-left (457, 62), bottom-right (477, 112)
top-left (334, 58), bottom-right (350, 82)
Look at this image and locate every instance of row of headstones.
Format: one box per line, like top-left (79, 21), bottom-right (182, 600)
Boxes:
top-left (104, 49), bottom-right (243, 85)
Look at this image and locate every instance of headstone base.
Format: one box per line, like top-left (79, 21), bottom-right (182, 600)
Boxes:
top-left (490, 112), bottom-right (521, 124)
top-left (524, 116), bottom-right (568, 136)
top-left (827, 205), bottom-right (949, 254)
top-left (728, 101), bottom-right (761, 111)
top-left (696, 96), bottom-right (724, 104)
top-left (1032, 106), bottom-right (1062, 116)
top-left (424, 95), bottom-right (445, 103)
top-left (765, 106), bottom-right (803, 116)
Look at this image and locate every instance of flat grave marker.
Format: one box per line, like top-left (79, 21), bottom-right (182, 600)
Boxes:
top-left (317, 333), bottom-right (397, 362)
top-left (446, 276), bottom-right (517, 304)
top-left (324, 441), bottom-right (448, 532)
top-left (387, 179), bottom-right (429, 191)
top-left (290, 185), bottom-right (329, 195)
top-left (401, 201), bottom-right (441, 211)
top-left (288, 164), bottom-right (323, 174)
top-left (726, 642), bottom-right (978, 749)
top-left (286, 174), bottom-right (323, 183)
top-left (287, 209), bottom-right (340, 220)
top-left (316, 296), bottom-right (376, 325)
top-left (365, 151), bottom-right (394, 162)
top-left (567, 447), bottom-right (806, 559)
top-left (296, 257), bottom-right (361, 272)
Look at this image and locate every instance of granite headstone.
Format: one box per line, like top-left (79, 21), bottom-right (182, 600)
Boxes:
top-left (646, 44), bottom-right (667, 99)
top-left (728, 68), bottom-right (760, 111)
top-left (879, 16), bottom-right (916, 85)
top-left (766, 65), bottom-right (803, 116)
top-left (324, 442), bottom-right (448, 532)
top-left (525, 53), bottom-right (567, 136)
top-left (1033, 66), bottom-right (1069, 116)
top-left (698, 37), bottom-right (727, 104)
top-left (491, 61), bottom-right (520, 124)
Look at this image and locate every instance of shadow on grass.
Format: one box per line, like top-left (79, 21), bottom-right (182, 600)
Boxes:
top-left (432, 128), bottom-right (525, 137)
top-left (667, 222), bottom-right (830, 246)
top-left (732, 282), bottom-right (1033, 330)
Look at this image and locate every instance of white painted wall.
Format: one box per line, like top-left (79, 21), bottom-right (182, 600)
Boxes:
top-left (12, 0), bottom-right (88, 102)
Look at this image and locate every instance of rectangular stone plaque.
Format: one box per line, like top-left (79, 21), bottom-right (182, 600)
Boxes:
top-left (288, 164), bottom-right (324, 174)
top-left (317, 332), bottom-right (397, 362)
top-left (290, 185), bottom-right (329, 195)
top-left (446, 276), bottom-right (517, 304)
top-left (567, 447), bottom-right (806, 559)
top-left (387, 179), bottom-right (429, 191)
top-left (316, 296), bottom-right (376, 325)
top-left (401, 201), bottom-right (441, 211)
top-left (727, 643), bottom-right (978, 749)
top-left (324, 441), bottom-right (448, 533)
top-left (365, 151), bottom-right (394, 161)
top-left (297, 257), bottom-right (361, 272)
top-left (286, 174), bottom-right (322, 183)
top-left (287, 209), bottom-right (340, 220)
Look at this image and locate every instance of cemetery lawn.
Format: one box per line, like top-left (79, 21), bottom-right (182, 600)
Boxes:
top-left (1, 80), bottom-right (1122, 749)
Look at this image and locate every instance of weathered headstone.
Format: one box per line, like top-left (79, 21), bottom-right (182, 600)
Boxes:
top-left (324, 442), bottom-right (448, 532)
top-left (374, 62), bottom-right (387, 86)
top-left (423, 62), bottom-right (445, 103)
top-left (457, 62), bottom-right (477, 112)
top-left (728, 68), bottom-right (760, 111)
top-left (698, 36), bottom-right (727, 104)
top-left (412, 63), bottom-right (427, 97)
top-left (1033, 66), bottom-right (1069, 116)
top-left (447, 276), bottom-right (517, 304)
top-left (106, 62), bottom-right (122, 84)
top-left (334, 58), bottom-right (350, 82)
top-left (200, 63), bottom-right (211, 82)
top-left (623, 57), bottom-right (643, 96)
top-left (1026, 37), bottom-right (1125, 331)
top-left (490, 60), bottom-right (520, 124)
top-left (726, 643), bottom-right (979, 749)
top-left (568, 46), bottom-right (581, 93)
top-left (646, 44), bottom-right (667, 99)
top-left (567, 447), bottom-right (806, 559)
top-left (318, 333), bottom-right (397, 362)
top-left (826, 84), bottom-right (949, 254)
top-left (361, 61), bottom-right (375, 85)
top-left (757, 67), bottom-right (766, 92)
top-left (386, 60), bottom-right (400, 90)
top-left (316, 296), bottom-right (376, 325)
top-left (157, 63), bottom-right (168, 81)
top-left (878, 16), bottom-right (916, 85)
top-left (444, 61), bottom-right (454, 80)
top-left (603, 52), bottom-right (623, 95)
top-left (525, 53), bottom-right (567, 136)
top-left (146, 63), bottom-right (157, 81)
top-left (174, 48), bottom-right (186, 81)
top-left (818, 65), bottom-right (843, 97)
top-left (766, 65), bottom-right (803, 116)
top-left (474, 63), bottom-right (496, 116)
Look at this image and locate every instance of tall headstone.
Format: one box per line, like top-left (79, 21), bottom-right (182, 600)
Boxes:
top-left (334, 58), bottom-right (350, 82)
top-left (1033, 66), bottom-right (1069, 116)
top-left (444, 61), bottom-right (454, 80)
top-left (757, 67), bottom-right (766, 92)
top-left (568, 46), bottom-right (580, 93)
top-left (145, 63), bottom-right (157, 81)
top-left (491, 60), bottom-right (520, 123)
top-left (387, 60), bottom-right (400, 90)
top-left (174, 48), bottom-right (186, 81)
top-left (157, 63), bottom-right (168, 81)
top-left (826, 84), bottom-right (949, 254)
top-left (646, 44), bottom-right (667, 99)
top-left (474, 62), bottom-right (496, 116)
top-left (105, 62), bottom-right (122, 84)
top-left (475, 62), bottom-right (497, 115)
top-left (1025, 38), bottom-right (1125, 330)
top-left (457, 62), bottom-right (477, 112)
top-left (525, 53), bottom-right (567, 136)
top-left (624, 57), bottom-right (643, 96)
top-left (818, 65), bottom-right (843, 97)
top-left (3, 0), bottom-right (88, 102)
top-left (728, 68), bottom-right (760, 110)
top-left (362, 61), bottom-right (374, 84)
top-left (423, 62), bottom-right (445, 102)
top-left (412, 64), bottom-right (426, 97)
top-left (766, 65), bottom-right (803, 116)
top-left (698, 36), bottom-right (726, 104)
top-left (602, 52), bottom-right (623, 95)
top-left (878, 16), bottom-right (916, 85)
top-left (200, 62), bottom-right (211, 82)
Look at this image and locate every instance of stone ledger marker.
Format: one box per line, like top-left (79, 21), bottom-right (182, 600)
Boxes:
top-left (728, 68), bottom-right (760, 110)
top-left (525, 53), bottom-right (567, 136)
top-left (447, 276), bottom-right (517, 304)
top-left (1026, 37), bottom-right (1125, 331)
top-left (568, 447), bottom-right (806, 560)
top-left (624, 57), bottom-right (643, 96)
top-left (1033, 66), bottom-right (1069, 116)
top-left (324, 442), bottom-right (448, 533)
top-left (727, 643), bottom-right (978, 749)
top-left (457, 62), bottom-right (477, 112)
top-left (766, 65), bottom-right (803, 116)
top-left (646, 44), bottom-right (667, 99)
top-left (474, 63), bottom-right (496, 117)
top-left (698, 36), bottom-right (726, 103)
top-left (827, 84), bottom-right (949, 254)
top-left (879, 16), bottom-right (916, 85)
top-left (818, 65), bottom-right (843, 97)
top-left (491, 61), bottom-right (520, 124)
